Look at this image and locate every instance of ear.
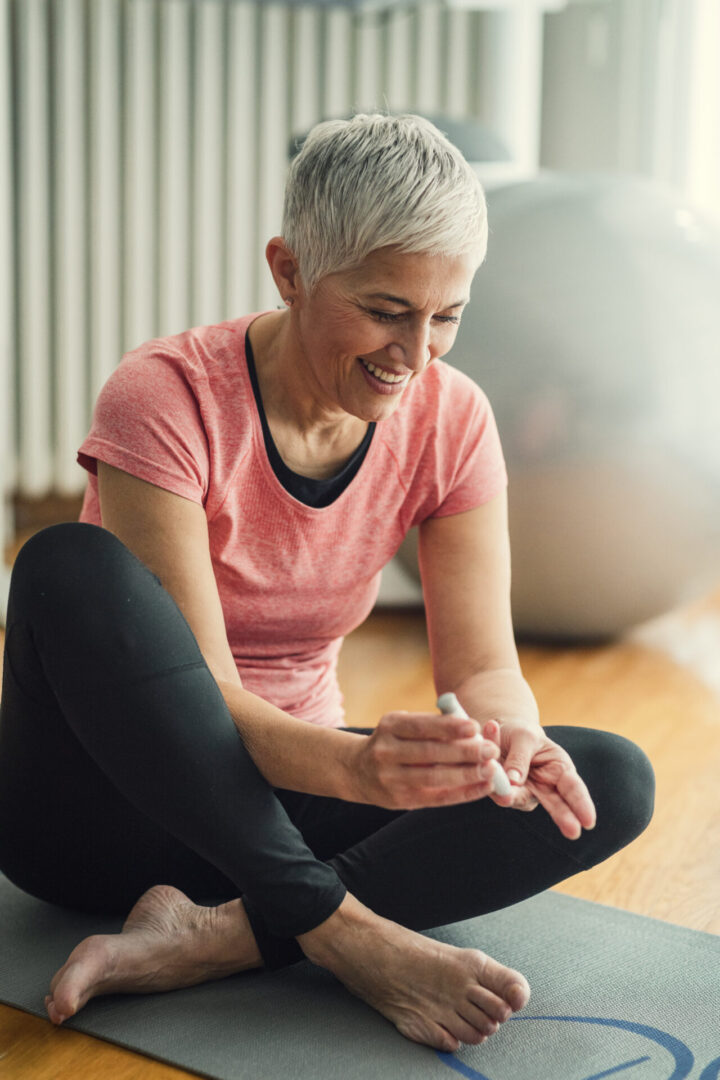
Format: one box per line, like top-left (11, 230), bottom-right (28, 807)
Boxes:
top-left (265, 237), bottom-right (302, 303)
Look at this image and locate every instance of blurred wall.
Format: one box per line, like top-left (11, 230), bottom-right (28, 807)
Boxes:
top-left (540, 0), bottom-right (720, 220)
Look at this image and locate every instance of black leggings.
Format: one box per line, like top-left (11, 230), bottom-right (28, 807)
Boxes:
top-left (0, 524), bottom-right (655, 969)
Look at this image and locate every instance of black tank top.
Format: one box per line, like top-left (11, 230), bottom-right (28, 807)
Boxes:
top-left (245, 332), bottom-right (375, 509)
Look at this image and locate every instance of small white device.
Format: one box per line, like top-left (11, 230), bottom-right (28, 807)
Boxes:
top-left (436, 692), bottom-right (513, 797)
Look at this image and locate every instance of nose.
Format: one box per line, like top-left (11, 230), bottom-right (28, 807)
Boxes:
top-left (386, 322), bottom-right (433, 372)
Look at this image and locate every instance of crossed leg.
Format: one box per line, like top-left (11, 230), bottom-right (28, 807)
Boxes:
top-left (0, 525), bottom-right (653, 1051)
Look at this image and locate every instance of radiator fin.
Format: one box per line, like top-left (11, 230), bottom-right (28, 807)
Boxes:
top-left (4, 0), bottom-right (488, 500)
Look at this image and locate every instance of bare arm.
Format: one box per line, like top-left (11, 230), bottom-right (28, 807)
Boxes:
top-left (97, 463), bottom-right (503, 810)
top-left (418, 490), bottom-right (538, 725)
top-left (419, 492), bottom-right (596, 838)
top-left (97, 462), bottom-right (364, 799)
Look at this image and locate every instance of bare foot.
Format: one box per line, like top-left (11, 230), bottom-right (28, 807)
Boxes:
top-left (298, 894), bottom-right (530, 1052)
top-left (46, 885), bottom-right (530, 1052)
top-left (45, 885), bottom-right (262, 1025)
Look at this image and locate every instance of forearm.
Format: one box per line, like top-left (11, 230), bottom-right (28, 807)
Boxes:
top-left (451, 667), bottom-right (541, 730)
top-left (216, 680), bottom-right (364, 800)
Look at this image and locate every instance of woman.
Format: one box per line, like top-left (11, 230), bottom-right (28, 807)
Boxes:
top-left (0, 114), bottom-right (654, 1053)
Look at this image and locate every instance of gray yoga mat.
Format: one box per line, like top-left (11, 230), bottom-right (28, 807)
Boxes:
top-left (1, 872), bottom-right (719, 1080)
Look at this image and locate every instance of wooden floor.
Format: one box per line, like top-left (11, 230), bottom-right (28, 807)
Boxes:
top-left (1, 538), bottom-right (719, 1077)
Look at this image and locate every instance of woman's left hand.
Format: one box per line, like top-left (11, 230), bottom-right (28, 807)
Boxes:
top-left (484, 718), bottom-right (597, 840)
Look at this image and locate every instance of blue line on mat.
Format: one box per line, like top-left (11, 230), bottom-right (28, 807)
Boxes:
top-left (510, 1017), bottom-right (694, 1080)
top-left (434, 1052), bottom-right (491, 1080)
top-left (436, 1017), bottom-right (695, 1080)
top-left (582, 1056), bottom-right (651, 1080)
top-left (699, 1056), bottom-right (720, 1080)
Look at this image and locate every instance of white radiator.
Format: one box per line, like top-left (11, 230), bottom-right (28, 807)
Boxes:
top-left (0, 0), bottom-right (546, 617)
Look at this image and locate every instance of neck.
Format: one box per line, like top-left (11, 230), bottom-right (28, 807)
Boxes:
top-left (248, 310), bottom-right (368, 476)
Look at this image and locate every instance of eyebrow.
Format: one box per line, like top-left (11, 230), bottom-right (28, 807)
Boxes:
top-left (366, 292), bottom-right (468, 310)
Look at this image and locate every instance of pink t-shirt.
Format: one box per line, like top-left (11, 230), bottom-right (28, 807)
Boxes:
top-left (78, 312), bottom-right (507, 726)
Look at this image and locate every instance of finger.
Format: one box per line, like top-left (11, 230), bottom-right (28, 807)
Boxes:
top-left (556, 769), bottom-right (597, 831)
top-left (500, 727), bottom-right (541, 787)
top-left (394, 736), bottom-right (499, 767)
top-left (490, 785), bottom-right (539, 812)
top-left (397, 760), bottom-right (498, 791)
top-left (505, 789), bottom-right (539, 813)
top-left (483, 719), bottom-right (501, 745)
top-left (530, 781), bottom-right (585, 840)
top-left (387, 712), bottom-right (478, 742)
top-left (402, 774), bottom-right (498, 809)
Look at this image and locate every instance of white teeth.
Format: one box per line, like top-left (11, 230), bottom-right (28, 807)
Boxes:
top-left (360, 357), bottom-right (408, 384)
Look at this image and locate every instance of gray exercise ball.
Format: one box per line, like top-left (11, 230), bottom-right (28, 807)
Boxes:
top-left (400, 173), bottom-right (720, 639)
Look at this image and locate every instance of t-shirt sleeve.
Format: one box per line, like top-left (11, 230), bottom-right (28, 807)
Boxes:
top-left (426, 372), bottom-right (508, 520)
top-left (77, 351), bottom-right (210, 505)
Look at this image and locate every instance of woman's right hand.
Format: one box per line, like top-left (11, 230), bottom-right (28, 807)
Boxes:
top-left (351, 711), bottom-right (501, 810)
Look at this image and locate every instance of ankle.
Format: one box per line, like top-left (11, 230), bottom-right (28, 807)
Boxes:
top-left (296, 893), bottom-right (378, 966)
top-left (206, 898), bottom-right (263, 972)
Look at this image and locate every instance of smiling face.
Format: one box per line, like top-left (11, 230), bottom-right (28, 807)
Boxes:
top-left (291, 246), bottom-right (479, 423)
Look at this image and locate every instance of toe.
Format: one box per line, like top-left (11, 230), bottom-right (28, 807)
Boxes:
top-left (397, 1016), bottom-right (460, 1053)
top-left (460, 1002), bottom-right (500, 1039)
top-left (436, 1024), bottom-right (461, 1053)
top-left (467, 984), bottom-right (512, 1023)
top-left (462, 1019), bottom-right (498, 1043)
top-left (506, 975), bottom-right (531, 1012)
top-left (470, 951), bottom-right (531, 1012)
top-left (48, 954), bottom-right (99, 1020)
top-left (45, 995), bottom-right (68, 1026)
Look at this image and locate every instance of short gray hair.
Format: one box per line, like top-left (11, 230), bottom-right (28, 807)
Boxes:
top-left (282, 113), bottom-right (488, 295)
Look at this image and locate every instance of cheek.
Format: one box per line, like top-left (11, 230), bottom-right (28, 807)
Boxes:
top-left (435, 325), bottom-right (461, 356)
top-left (332, 322), bottom-right (389, 360)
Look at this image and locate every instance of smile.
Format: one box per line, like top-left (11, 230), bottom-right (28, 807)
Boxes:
top-left (358, 357), bottom-right (410, 385)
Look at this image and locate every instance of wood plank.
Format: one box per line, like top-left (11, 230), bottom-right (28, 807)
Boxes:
top-left (0, 1005), bottom-right (195, 1079)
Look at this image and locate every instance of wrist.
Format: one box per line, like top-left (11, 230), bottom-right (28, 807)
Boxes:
top-left (335, 731), bottom-right (368, 803)
top-left (453, 667), bottom-right (540, 730)
top-left (220, 682), bottom-right (366, 799)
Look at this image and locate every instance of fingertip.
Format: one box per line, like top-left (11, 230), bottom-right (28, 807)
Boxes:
top-left (494, 794), bottom-right (514, 808)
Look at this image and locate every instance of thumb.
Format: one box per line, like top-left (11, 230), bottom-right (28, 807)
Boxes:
top-left (498, 726), bottom-right (538, 786)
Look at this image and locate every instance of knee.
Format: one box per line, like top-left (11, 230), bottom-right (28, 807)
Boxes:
top-left (552, 727), bottom-right (655, 858)
top-left (9, 523), bottom-right (139, 619)
top-left (593, 731), bottom-right (655, 844)
top-left (14, 522), bottom-right (116, 577)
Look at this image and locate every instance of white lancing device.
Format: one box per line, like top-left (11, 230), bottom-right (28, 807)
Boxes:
top-left (436, 692), bottom-right (513, 797)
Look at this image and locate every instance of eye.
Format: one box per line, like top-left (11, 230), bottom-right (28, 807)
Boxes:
top-left (367, 309), bottom-right (461, 325)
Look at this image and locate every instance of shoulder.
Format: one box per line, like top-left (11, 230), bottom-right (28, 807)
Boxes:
top-left (113, 314), bottom-right (255, 384)
top-left (80, 314), bottom-right (268, 503)
top-left (96, 314), bottom-right (262, 416)
top-left (373, 358), bottom-right (506, 522)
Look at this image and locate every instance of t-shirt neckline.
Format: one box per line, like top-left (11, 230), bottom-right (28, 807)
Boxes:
top-left (243, 318), bottom-right (377, 512)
